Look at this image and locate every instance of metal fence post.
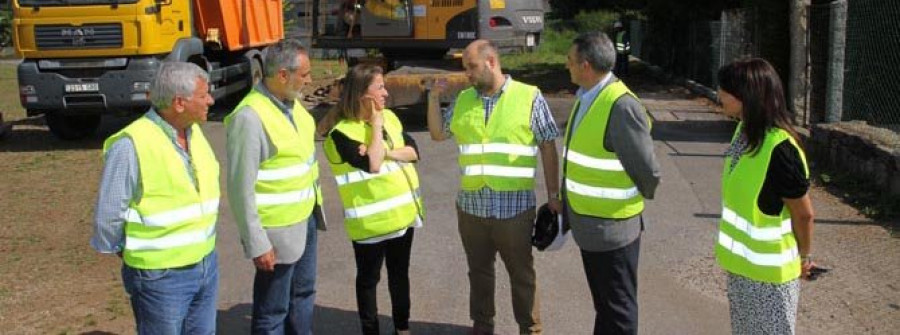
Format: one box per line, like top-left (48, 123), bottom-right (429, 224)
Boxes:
top-left (790, 0), bottom-right (810, 125)
top-left (825, 0), bottom-right (847, 123)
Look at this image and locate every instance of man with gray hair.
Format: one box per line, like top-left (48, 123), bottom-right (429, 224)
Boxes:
top-left (92, 61), bottom-right (219, 334)
top-left (225, 38), bottom-right (323, 334)
top-left (562, 31), bottom-right (659, 335)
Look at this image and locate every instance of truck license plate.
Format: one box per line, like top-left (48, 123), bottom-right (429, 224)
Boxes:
top-left (65, 83), bottom-right (99, 93)
top-left (526, 34), bottom-right (535, 47)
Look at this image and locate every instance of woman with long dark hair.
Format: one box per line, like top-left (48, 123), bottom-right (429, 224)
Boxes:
top-left (715, 58), bottom-right (816, 335)
top-left (319, 64), bottom-right (423, 335)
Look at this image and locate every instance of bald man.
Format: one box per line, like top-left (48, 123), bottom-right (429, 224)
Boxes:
top-left (426, 39), bottom-right (560, 335)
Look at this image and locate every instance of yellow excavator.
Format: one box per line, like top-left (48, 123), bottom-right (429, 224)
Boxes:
top-left (305, 0), bottom-right (546, 107)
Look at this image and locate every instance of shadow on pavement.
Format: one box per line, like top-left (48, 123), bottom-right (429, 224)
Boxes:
top-left (218, 304), bottom-right (470, 334)
top-left (695, 212), bottom-right (884, 227)
top-left (651, 120), bottom-right (736, 144)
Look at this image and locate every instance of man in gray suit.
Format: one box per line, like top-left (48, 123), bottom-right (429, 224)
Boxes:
top-left (561, 31), bottom-right (660, 335)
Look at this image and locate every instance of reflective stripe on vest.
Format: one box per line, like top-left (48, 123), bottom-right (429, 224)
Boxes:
top-left (257, 156), bottom-right (317, 181)
top-left (616, 31), bottom-right (629, 53)
top-left (564, 146), bottom-right (625, 171)
top-left (335, 162), bottom-right (410, 186)
top-left (226, 89), bottom-right (320, 228)
top-left (124, 199), bottom-right (219, 227)
top-left (126, 224), bottom-right (217, 251)
top-left (563, 81), bottom-right (646, 218)
top-left (565, 178), bottom-right (639, 200)
top-left (344, 187), bottom-right (421, 219)
top-left (323, 109), bottom-right (424, 241)
top-left (103, 116), bottom-right (219, 269)
top-left (715, 125), bottom-right (809, 284)
top-left (721, 206), bottom-right (792, 241)
top-left (450, 79), bottom-right (538, 191)
top-left (717, 231), bottom-right (799, 267)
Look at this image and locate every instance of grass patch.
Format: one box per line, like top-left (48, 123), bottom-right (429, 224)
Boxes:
top-left (817, 171), bottom-right (900, 221)
top-left (500, 23), bottom-right (578, 94)
top-left (310, 59), bottom-right (345, 81)
top-left (0, 62), bottom-right (23, 121)
top-left (502, 27), bottom-right (576, 71)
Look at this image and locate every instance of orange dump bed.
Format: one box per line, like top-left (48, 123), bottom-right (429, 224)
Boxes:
top-left (192, 0), bottom-right (284, 51)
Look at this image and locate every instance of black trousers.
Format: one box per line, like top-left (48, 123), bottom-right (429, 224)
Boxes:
top-left (614, 53), bottom-right (629, 76)
top-left (580, 236), bottom-right (641, 335)
top-left (352, 228), bottom-right (415, 335)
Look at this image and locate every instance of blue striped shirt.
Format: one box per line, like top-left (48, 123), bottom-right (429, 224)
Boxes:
top-left (442, 76), bottom-right (559, 219)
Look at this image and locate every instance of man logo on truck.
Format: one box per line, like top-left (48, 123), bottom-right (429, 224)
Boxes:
top-left (60, 28), bottom-right (94, 47)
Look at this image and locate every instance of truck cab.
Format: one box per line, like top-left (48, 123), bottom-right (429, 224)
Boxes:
top-left (13, 0), bottom-right (280, 139)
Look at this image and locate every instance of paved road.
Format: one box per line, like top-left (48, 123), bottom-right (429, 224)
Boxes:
top-left (201, 92), bottom-right (736, 334)
top-left (201, 88), bottom-right (898, 334)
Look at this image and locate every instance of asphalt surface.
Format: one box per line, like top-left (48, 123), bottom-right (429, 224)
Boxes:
top-left (200, 93), bottom-right (736, 334)
top-left (200, 89), bottom-right (898, 334)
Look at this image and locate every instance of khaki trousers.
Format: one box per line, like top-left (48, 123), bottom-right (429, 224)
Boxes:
top-left (457, 207), bottom-right (541, 335)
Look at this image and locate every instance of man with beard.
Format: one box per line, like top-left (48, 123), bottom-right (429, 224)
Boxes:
top-left (225, 39), bottom-right (324, 334)
top-left (426, 39), bottom-right (560, 335)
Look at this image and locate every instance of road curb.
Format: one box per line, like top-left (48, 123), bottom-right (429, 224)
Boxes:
top-left (637, 59), bottom-right (718, 102)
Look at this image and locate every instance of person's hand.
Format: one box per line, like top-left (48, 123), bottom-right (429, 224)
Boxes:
top-left (361, 96), bottom-right (384, 128)
top-left (253, 249), bottom-right (276, 272)
top-left (801, 258), bottom-right (813, 279)
top-left (547, 197), bottom-right (563, 214)
top-left (370, 103), bottom-right (384, 129)
top-left (424, 77), bottom-right (448, 96)
top-left (358, 144), bottom-right (368, 156)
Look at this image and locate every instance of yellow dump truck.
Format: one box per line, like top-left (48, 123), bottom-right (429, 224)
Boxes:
top-left (13, 0), bottom-right (284, 139)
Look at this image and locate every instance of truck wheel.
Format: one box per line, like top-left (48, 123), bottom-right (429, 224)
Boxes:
top-left (45, 112), bottom-right (101, 140)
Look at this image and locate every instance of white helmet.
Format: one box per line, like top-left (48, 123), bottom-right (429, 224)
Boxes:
top-left (614, 21), bottom-right (623, 29)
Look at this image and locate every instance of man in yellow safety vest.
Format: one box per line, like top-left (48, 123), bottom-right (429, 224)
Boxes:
top-left (92, 61), bottom-right (219, 334)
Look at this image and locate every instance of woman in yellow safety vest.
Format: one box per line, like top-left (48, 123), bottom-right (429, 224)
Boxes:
top-left (320, 64), bottom-right (423, 335)
top-left (715, 58), bottom-right (817, 335)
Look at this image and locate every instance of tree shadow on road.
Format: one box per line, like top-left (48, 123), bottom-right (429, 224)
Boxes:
top-left (506, 63), bottom-right (575, 96)
top-left (651, 120), bottom-right (736, 144)
top-left (218, 304), bottom-right (471, 334)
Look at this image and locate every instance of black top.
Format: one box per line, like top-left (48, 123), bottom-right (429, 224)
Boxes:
top-left (329, 129), bottom-right (419, 172)
top-left (757, 141), bottom-right (810, 215)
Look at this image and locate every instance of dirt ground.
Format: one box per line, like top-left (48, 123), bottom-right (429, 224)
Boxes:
top-left (0, 73), bottom-right (341, 334)
top-left (0, 60), bottom-right (896, 334)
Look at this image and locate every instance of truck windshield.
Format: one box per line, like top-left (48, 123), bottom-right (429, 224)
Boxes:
top-left (18, 0), bottom-right (140, 6)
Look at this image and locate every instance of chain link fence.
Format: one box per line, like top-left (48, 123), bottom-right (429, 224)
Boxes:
top-left (642, 0), bottom-right (899, 131)
top-left (808, 2), bottom-right (831, 124)
top-left (841, 0), bottom-right (900, 126)
top-left (639, 7), bottom-right (772, 89)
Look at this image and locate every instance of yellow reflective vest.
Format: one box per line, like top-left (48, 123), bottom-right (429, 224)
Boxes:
top-left (103, 116), bottom-right (219, 269)
top-left (323, 109), bottom-right (424, 241)
top-left (563, 81), bottom-right (646, 219)
top-left (226, 89), bottom-right (321, 227)
top-left (450, 79), bottom-right (539, 192)
top-left (716, 125), bottom-right (809, 283)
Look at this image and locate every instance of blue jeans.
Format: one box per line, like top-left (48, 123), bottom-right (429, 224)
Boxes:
top-left (122, 250), bottom-right (219, 335)
top-left (251, 218), bottom-right (318, 335)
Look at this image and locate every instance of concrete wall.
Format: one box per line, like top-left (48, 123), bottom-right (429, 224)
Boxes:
top-left (807, 121), bottom-right (900, 196)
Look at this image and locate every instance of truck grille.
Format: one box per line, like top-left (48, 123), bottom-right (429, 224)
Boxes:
top-left (431, 0), bottom-right (463, 7)
top-left (35, 24), bottom-right (123, 50)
